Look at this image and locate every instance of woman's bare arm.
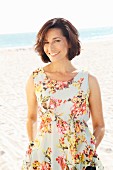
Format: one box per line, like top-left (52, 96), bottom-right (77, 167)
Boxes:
top-left (89, 74), bottom-right (105, 149)
top-left (26, 74), bottom-right (37, 142)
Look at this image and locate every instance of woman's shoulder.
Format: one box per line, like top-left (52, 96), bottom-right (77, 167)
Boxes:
top-left (88, 72), bottom-right (98, 84)
top-left (87, 72), bottom-right (100, 93)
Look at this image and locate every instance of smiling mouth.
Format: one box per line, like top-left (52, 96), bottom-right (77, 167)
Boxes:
top-left (50, 52), bottom-right (60, 57)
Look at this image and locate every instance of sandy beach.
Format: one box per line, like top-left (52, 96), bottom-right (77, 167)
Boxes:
top-left (0, 38), bottom-right (113, 170)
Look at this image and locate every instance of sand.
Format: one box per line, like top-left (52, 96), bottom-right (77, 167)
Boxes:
top-left (0, 38), bottom-right (113, 170)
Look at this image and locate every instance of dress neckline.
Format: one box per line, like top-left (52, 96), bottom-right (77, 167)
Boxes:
top-left (41, 67), bottom-right (80, 83)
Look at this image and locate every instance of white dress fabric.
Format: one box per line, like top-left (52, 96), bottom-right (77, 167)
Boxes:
top-left (22, 67), bottom-right (104, 170)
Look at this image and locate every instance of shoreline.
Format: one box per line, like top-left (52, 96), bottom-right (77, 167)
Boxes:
top-left (0, 45), bottom-right (34, 51)
top-left (0, 34), bottom-right (113, 51)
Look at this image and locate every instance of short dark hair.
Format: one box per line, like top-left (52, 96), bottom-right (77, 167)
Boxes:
top-left (34, 18), bottom-right (81, 63)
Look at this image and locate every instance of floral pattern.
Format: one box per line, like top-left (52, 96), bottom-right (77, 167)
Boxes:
top-left (22, 67), bottom-right (104, 170)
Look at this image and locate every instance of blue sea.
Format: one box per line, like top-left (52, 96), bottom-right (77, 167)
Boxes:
top-left (0, 27), bottom-right (113, 48)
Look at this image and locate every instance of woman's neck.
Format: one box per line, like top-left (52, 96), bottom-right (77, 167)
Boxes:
top-left (48, 60), bottom-right (76, 73)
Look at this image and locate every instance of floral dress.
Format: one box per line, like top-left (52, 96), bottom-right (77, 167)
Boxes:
top-left (22, 67), bottom-right (104, 170)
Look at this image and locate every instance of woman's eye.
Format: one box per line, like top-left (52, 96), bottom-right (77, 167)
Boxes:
top-left (55, 39), bottom-right (61, 42)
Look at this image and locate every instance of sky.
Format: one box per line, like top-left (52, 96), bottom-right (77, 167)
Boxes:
top-left (0, 0), bottom-right (113, 34)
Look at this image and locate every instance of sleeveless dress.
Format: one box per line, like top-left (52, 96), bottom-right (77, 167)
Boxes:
top-left (22, 67), bottom-right (104, 170)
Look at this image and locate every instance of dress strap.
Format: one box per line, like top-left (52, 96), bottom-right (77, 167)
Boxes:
top-left (80, 70), bottom-right (89, 94)
top-left (32, 67), bottom-right (43, 85)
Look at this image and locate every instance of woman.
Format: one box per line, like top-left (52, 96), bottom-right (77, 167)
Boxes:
top-left (22, 18), bottom-right (105, 170)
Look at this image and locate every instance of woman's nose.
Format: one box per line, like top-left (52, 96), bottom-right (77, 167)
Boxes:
top-left (48, 43), bottom-right (56, 54)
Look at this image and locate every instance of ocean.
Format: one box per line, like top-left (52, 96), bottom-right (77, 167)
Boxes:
top-left (0, 27), bottom-right (113, 48)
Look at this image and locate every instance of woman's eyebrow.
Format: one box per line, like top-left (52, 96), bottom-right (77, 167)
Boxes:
top-left (44, 37), bottom-right (60, 41)
top-left (53, 37), bottom-right (61, 39)
top-left (44, 37), bottom-right (61, 41)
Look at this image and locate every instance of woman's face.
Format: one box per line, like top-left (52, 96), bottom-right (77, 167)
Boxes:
top-left (43, 28), bottom-right (70, 62)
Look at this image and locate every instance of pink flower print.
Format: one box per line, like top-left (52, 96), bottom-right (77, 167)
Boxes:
top-left (81, 102), bottom-right (86, 114)
top-left (90, 137), bottom-right (96, 145)
top-left (74, 121), bottom-right (81, 133)
top-left (49, 98), bottom-right (62, 109)
top-left (49, 99), bottom-right (56, 109)
top-left (41, 161), bottom-right (51, 170)
top-left (78, 78), bottom-right (84, 84)
top-left (56, 156), bottom-right (67, 170)
top-left (88, 149), bottom-right (95, 161)
top-left (40, 117), bottom-right (52, 133)
top-left (57, 99), bottom-right (62, 106)
top-left (74, 154), bottom-right (80, 163)
top-left (70, 104), bottom-right (78, 117)
top-left (71, 96), bottom-right (78, 103)
top-left (59, 137), bottom-right (65, 145)
top-left (71, 97), bottom-right (86, 117)
top-left (56, 119), bottom-right (69, 134)
top-left (73, 152), bottom-right (85, 164)
top-left (26, 142), bottom-right (35, 155)
top-left (83, 147), bottom-right (95, 161)
top-left (56, 81), bottom-right (69, 90)
top-left (74, 120), bottom-right (85, 133)
top-left (63, 100), bottom-right (67, 104)
top-left (46, 80), bottom-right (56, 93)
top-left (26, 146), bottom-right (32, 155)
top-left (59, 137), bottom-right (68, 150)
